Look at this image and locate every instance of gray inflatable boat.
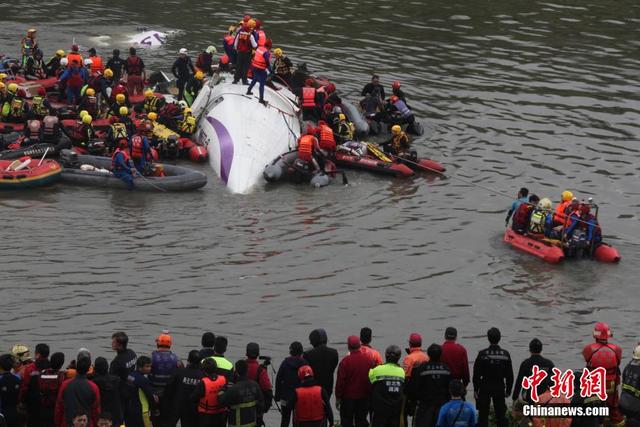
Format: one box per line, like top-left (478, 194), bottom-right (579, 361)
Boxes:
top-left (341, 101), bottom-right (370, 136)
top-left (264, 151), bottom-right (332, 187)
top-left (59, 149), bottom-right (207, 191)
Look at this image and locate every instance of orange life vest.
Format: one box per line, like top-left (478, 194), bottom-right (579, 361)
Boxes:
top-left (224, 34), bottom-right (235, 47)
top-left (111, 148), bottom-right (131, 171)
top-left (251, 47), bottom-right (268, 70)
top-left (66, 52), bottom-right (83, 67)
top-left (553, 200), bottom-right (571, 223)
top-left (298, 135), bottom-right (316, 162)
top-left (257, 30), bottom-right (267, 47)
top-left (294, 386), bottom-right (324, 422)
top-left (302, 87), bottom-right (316, 108)
top-left (318, 124), bottom-right (336, 151)
top-left (90, 55), bottom-right (104, 74)
top-left (130, 135), bottom-right (145, 160)
top-left (198, 376), bottom-right (227, 415)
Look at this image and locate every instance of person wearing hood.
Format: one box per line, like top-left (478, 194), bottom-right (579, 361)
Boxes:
top-left (219, 360), bottom-right (264, 427)
top-left (336, 336), bottom-right (375, 427)
top-left (92, 357), bottom-right (122, 427)
top-left (281, 366), bottom-right (334, 427)
top-left (303, 329), bottom-right (339, 398)
top-left (165, 350), bottom-right (204, 427)
top-left (276, 342), bottom-right (309, 427)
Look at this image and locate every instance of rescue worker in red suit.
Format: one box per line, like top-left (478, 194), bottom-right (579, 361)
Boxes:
top-left (254, 20), bottom-right (267, 47)
top-left (582, 322), bottom-right (624, 426)
top-left (191, 358), bottom-right (228, 427)
top-left (233, 22), bottom-right (257, 85)
top-left (314, 120), bottom-right (337, 171)
top-left (129, 129), bottom-right (152, 172)
top-left (335, 336), bottom-right (375, 427)
top-left (281, 365), bottom-right (334, 427)
top-left (124, 47), bottom-right (146, 96)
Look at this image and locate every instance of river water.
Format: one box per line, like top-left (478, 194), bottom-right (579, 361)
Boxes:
top-left (1, 0), bottom-right (639, 379)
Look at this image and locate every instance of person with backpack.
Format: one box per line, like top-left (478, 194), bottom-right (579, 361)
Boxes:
top-left (26, 352), bottom-right (65, 427)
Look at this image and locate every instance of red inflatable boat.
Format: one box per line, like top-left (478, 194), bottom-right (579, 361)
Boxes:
top-left (503, 228), bottom-right (621, 264)
top-left (0, 157), bottom-right (62, 189)
top-left (334, 152), bottom-right (414, 177)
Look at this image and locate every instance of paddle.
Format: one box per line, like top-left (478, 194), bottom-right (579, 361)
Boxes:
top-left (37, 146), bottom-right (50, 166)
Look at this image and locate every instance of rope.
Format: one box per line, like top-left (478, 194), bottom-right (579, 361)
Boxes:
top-left (281, 113), bottom-right (299, 150)
top-left (134, 169), bottom-right (168, 192)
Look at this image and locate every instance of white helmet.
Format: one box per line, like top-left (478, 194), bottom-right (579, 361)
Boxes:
top-left (84, 58), bottom-right (93, 66)
top-left (178, 100), bottom-right (188, 109)
top-left (60, 57), bottom-right (68, 66)
top-left (206, 45), bottom-right (217, 54)
top-left (179, 48), bottom-right (188, 55)
top-left (634, 345), bottom-right (640, 360)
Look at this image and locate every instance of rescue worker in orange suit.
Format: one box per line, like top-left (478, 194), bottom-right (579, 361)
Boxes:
top-left (313, 120), bottom-right (337, 171)
top-left (246, 39), bottom-right (273, 105)
top-left (191, 357), bottom-right (228, 427)
top-left (511, 194), bottom-right (540, 235)
top-left (281, 365), bottom-right (334, 427)
top-left (111, 139), bottom-right (136, 190)
top-left (233, 21), bottom-right (257, 85)
top-left (296, 131), bottom-right (321, 174)
top-left (582, 322), bottom-right (624, 426)
top-left (87, 48), bottom-right (104, 76)
top-left (245, 343), bottom-right (273, 426)
top-left (553, 190), bottom-right (574, 226)
top-left (222, 26), bottom-right (237, 65)
top-left (66, 44), bottom-right (83, 69)
top-left (219, 360), bottom-right (265, 427)
top-left (300, 80), bottom-right (325, 122)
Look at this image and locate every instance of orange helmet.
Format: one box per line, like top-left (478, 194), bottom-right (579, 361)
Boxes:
top-left (156, 331), bottom-right (172, 348)
top-left (390, 95), bottom-right (399, 103)
top-left (298, 365), bottom-right (314, 380)
top-left (593, 322), bottom-right (612, 341)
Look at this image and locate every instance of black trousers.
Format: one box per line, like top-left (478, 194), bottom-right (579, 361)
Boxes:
top-left (234, 52), bottom-right (251, 84)
top-left (371, 405), bottom-right (401, 427)
top-left (413, 403), bottom-right (442, 427)
top-left (198, 412), bottom-right (227, 427)
top-left (341, 398), bottom-right (369, 427)
top-left (477, 390), bottom-right (507, 427)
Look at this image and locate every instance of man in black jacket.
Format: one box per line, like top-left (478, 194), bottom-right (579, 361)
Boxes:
top-left (512, 338), bottom-right (554, 401)
top-left (303, 329), bottom-right (339, 398)
top-left (109, 331), bottom-right (137, 420)
top-left (165, 350), bottom-right (204, 427)
top-left (200, 332), bottom-right (216, 359)
top-left (472, 328), bottom-right (513, 427)
top-left (92, 357), bottom-right (122, 427)
top-left (408, 344), bottom-right (451, 427)
top-left (219, 360), bottom-right (264, 427)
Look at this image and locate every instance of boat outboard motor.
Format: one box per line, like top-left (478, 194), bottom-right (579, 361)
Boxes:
top-left (59, 149), bottom-right (80, 168)
top-left (263, 163), bottom-right (283, 182)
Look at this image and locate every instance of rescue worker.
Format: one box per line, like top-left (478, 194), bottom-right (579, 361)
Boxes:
top-left (218, 360), bottom-right (265, 427)
top-left (391, 81), bottom-right (409, 105)
top-left (511, 338), bottom-right (554, 402)
top-left (2, 87), bottom-right (30, 123)
top-left (407, 344), bottom-right (451, 427)
top-left (66, 44), bottom-right (83, 68)
top-left (24, 49), bottom-right (46, 80)
top-left (1, 83), bottom-right (18, 121)
top-left (360, 328), bottom-right (383, 367)
top-left (143, 89), bottom-right (165, 114)
top-left (30, 86), bottom-right (52, 119)
top-left (21, 29), bottom-right (38, 67)
top-left (505, 187), bottom-right (529, 226)
top-left (246, 39), bottom-right (273, 105)
top-left (245, 343), bottom-right (273, 424)
top-left (361, 75), bottom-right (385, 100)
top-left (23, 119), bottom-right (42, 146)
top-left (335, 336), bottom-right (374, 427)
top-left (553, 190), bottom-right (574, 226)
top-left (254, 20), bottom-right (267, 47)
top-left (582, 322), bottom-right (624, 426)
top-left (125, 356), bottom-right (157, 427)
top-left (334, 114), bottom-right (355, 144)
top-left (281, 366), bottom-right (334, 427)
top-left (106, 49), bottom-right (125, 83)
top-left (185, 71), bottom-right (204, 106)
top-left (383, 125), bottom-right (411, 157)
top-left (111, 139), bottom-right (136, 189)
top-left (54, 357), bottom-right (101, 427)
top-left (472, 327), bottom-right (513, 427)
top-left (149, 331), bottom-right (180, 425)
top-left (511, 194), bottom-right (540, 234)
top-left (108, 94), bottom-right (128, 119)
top-left (0, 82), bottom-right (7, 110)
top-left (178, 107), bottom-right (197, 137)
top-left (440, 327), bottom-right (470, 386)
top-left (78, 87), bottom-right (100, 118)
top-left (203, 336), bottom-right (234, 384)
top-left (276, 342), bottom-right (309, 427)
top-left (222, 25), bottom-right (237, 65)
top-left (218, 55), bottom-right (232, 73)
top-left (563, 203), bottom-right (602, 251)
top-left (620, 345), bottom-right (640, 427)
top-left (81, 59), bottom-right (94, 93)
top-left (303, 329), bottom-right (339, 399)
top-left (129, 129), bottom-right (152, 172)
top-left (26, 351), bottom-right (66, 427)
top-left (45, 50), bottom-right (65, 77)
top-left (192, 358), bottom-right (228, 427)
top-left (528, 197), bottom-right (554, 236)
top-left (106, 106), bottom-right (133, 151)
top-left (273, 48), bottom-right (293, 86)
top-left (71, 114), bottom-right (96, 149)
top-left (59, 61), bottom-right (88, 105)
top-left (165, 350), bottom-right (203, 427)
top-left (436, 380), bottom-right (477, 427)
top-left (18, 343), bottom-right (50, 406)
top-left (87, 48), bottom-right (104, 75)
top-left (99, 68), bottom-right (115, 100)
top-left (92, 357), bottom-right (122, 427)
top-left (40, 115), bottom-right (63, 145)
top-left (233, 22), bottom-right (257, 85)
top-left (368, 345), bottom-right (405, 427)
top-left (124, 47), bottom-right (146, 96)
top-left (196, 46), bottom-right (216, 76)
top-left (172, 48), bottom-right (195, 101)
top-left (295, 131), bottom-right (322, 173)
top-left (313, 120), bottom-right (337, 170)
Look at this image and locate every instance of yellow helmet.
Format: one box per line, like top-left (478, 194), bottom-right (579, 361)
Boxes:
top-left (338, 113), bottom-right (346, 121)
top-left (538, 197), bottom-right (553, 210)
top-left (561, 190), bottom-right (573, 202)
top-left (391, 125), bottom-right (402, 134)
top-left (86, 88), bottom-right (95, 96)
top-left (104, 68), bottom-right (114, 78)
top-left (82, 114), bottom-right (93, 125)
top-left (148, 112), bottom-right (158, 121)
top-left (273, 48), bottom-right (283, 57)
top-left (119, 106), bottom-right (129, 116)
top-left (183, 107), bottom-right (192, 114)
top-left (116, 93), bottom-right (126, 103)
top-left (56, 49), bottom-right (65, 57)
top-left (0, 82), bottom-right (5, 91)
top-left (195, 71), bottom-right (204, 80)
top-left (8, 82), bottom-right (18, 93)
top-left (248, 19), bottom-right (256, 29)
top-left (0, 72), bottom-right (8, 81)
top-left (144, 89), bottom-right (154, 98)
top-left (228, 25), bottom-right (236, 33)
top-left (79, 110), bottom-right (88, 119)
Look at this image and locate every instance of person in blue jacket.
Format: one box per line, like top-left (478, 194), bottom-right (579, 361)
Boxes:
top-left (111, 139), bottom-right (136, 190)
top-left (129, 133), bottom-right (152, 172)
top-left (563, 203), bottom-right (601, 246)
top-left (275, 341), bottom-right (309, 427)
top-left (436, 380), bottom-right (476, 427)
top-left (59, 63), bottom-right (88, 105)
top-left (0, 354), bottom-right (21, 427)
top-left (125, 356), bottom-right (157, 427)
top-left (505, 187), bottom-right (529, 226)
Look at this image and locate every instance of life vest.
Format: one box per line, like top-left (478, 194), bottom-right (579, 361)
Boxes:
top-left (31, 96), bottom-right (48, 117)
top-left (393, 99), bottom-right (412, 118)
top-left (553, 200), bottom-right (571, 223)
top-left (274, 57), bottom-right (291, 76)
top-left (144, 96), bottom-right (160, 113)
top-left (84, 96), bottom-right (99, 116)
top-left (126, 56), bottom-right (143, 75)
top-left (111, 123), bottom-right (128, 141)
top-left (37, 369), bottom-right (64, 409)
top-left (66, 52), bottom-right (83, 67)
top-left (42, 116), bottom-right (59, 138)
top-left (251, 47), bottom-right (268, 70)
top-left (130, 135), bottom-right (145, 160)
top-left (528, 209), bottom-right (549, 234)
top-left (27, 120), bottom-right (41, 140)
top-left (236, 31), bottom-right (253, 53)
top-left (111, 147), bottom-right (131, 171)
top-left (256, 30), bottom-right (267, 47)
top-left (198, 376), bottom-right (227, 414)
top-left (22, 37), bottom-right (36, 58)
top-left (294, 386), bottom-right (324, 422)
top-left (10, 97), bottom-right (25, 118)
top-left (584, 342), bottom-right (621, 380)
top-left (390, 132), bottom-right (409, 152)
top-left (302, 87), bottom-right (316, 108)
top-left (67, 67), bottom-right (84, 89)
top-left (90, 56), bottom-right (103, 74)
top-left (149, 351), bottom-right (179, 390)
top-left (224, 34), bottom-right (235, 48)
top-left (180, 115), bottom-right (196, 134)
top-left (318, 124), bottom-right (336, 151)
top-left (298, 135), bottom-right (315, 162)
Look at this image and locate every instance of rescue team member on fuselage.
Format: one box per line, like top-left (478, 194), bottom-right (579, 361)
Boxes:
top-left (273, 48), bottom-right (293, 86)
top-left (222, 26), bottom-right (237, 65)
top-left (233, 22), bottom-right (257, 85)
top-left (192, 358), bottom-right (228, 427)
top-left (246, 39), bottom-right (273, 106)
top-left (505, 187), bottom-right (529, 226)
top-left (184, 71), bottom-right (204, 107)
top-left (511, 194), bottom-right (539, 235)
top-left (196, 46), bottom-right (217, 76)
top-left (172, 48), bottom-right (196, 102)
top-left (281, 365), bottom-right (334, 427)
top-left (368, 345), bottom-right (405, 427)
top-left (111, 139), bottom-right (137, 190)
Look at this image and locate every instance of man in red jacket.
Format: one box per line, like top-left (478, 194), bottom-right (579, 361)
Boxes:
top-left (440, 327), bottom-right (470, 386)
top-left (55, 357), bottom-right (101, 427)
top-left (335, 336), bottom-right (375, 427)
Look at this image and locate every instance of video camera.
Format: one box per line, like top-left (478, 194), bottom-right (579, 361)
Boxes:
top-left (258, 355), bottom-right (272, 366)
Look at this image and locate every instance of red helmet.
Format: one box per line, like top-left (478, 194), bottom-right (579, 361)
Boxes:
top-left (255, 19), bottom-right (262, 29)
top-left (389, 95), bottom-right (399, 103)
top-left (156, 332), bottom-right (172, 348)
top-left (593, 322), bottom-right (612, 340)
top-left (326, 83), bottom-right (336, 94)
top-left (17, 89), bottom-right (27, 97)
top-left (298, 365), bottom-right (313, 380)
top-left (71, 44), bottom-right (79, 52)
top-left (118, 139), bottom-right (128, 148)
top-left (220, 54), bottom-right (230, 65)
top-left (37, 87), bottom-right (46, 96)
top-left (392, 80), bottom-right (401, 90)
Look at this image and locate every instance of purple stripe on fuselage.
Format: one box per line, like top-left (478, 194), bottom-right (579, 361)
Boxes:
top-left (206, 116), bottom-right (234, 184)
